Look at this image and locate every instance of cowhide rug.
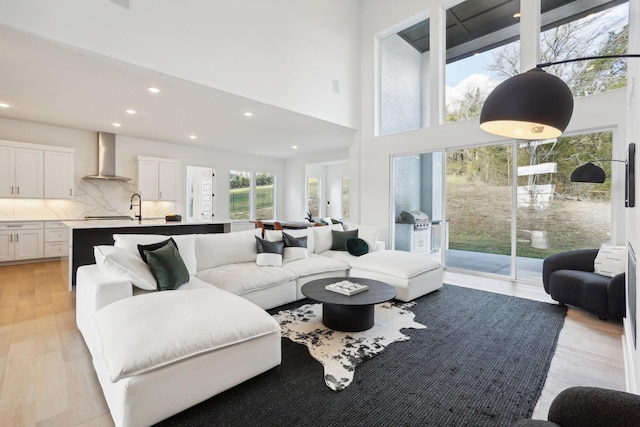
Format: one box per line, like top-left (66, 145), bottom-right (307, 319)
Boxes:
top-left (272, 301), bottom-right (426, 391)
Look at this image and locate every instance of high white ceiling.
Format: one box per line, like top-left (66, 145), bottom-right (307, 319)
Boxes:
top-left (0, 24), bottom-right (356, 159)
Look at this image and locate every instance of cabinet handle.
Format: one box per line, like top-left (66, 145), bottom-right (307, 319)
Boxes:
top-left (69, 188), bottom-right (73, 196)
top-left (7, 224), bottom-right (22, 228)
top-left (16, 186), bottom-right (19, 195)
top-left (15, 234), bottom-right (19, 242)
top-left (11, 186), bottom-right (14, 195)
top-left (159, 191), bottom-right (162, 199)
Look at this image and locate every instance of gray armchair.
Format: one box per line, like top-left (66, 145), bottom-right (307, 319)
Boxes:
top-left (513, 386), bottom-right (640, 427)
top-left (542, 249), bottom-right (625, 320)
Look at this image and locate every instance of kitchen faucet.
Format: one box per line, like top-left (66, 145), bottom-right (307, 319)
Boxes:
top-left (130, 193), bottom-right (142, 222)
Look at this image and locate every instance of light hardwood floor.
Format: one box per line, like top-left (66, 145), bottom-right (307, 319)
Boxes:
top-left (0, 262), bottom-right (625, 426)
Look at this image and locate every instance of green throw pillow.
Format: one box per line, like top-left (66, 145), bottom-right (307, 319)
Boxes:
top-left (143, 241), bottom-right (190, 291)
top-left (346, 237), bottom-right (369, 256)
top-left (330, 229), bottom-right (358, 251)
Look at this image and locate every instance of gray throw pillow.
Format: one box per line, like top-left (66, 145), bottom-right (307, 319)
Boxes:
top-left (256, 236), bottom-right (285, 267)
top-left (282, 232), bottom-right (309, 263)
top-left (143, 241), bottom-right (190, 291)
top-left (331, 229), bottom-right (358, 251)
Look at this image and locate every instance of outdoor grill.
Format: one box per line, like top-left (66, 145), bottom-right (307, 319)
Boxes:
top-left (395, 211), bottom-right (432, 253)
top-left (399, 211), bottom-right (431, 229)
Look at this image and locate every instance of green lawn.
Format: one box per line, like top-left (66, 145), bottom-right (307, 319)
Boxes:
top-left (230, 185), bottom-right (274, 220)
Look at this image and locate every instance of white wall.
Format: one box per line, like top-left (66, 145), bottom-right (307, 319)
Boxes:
top-left (0, 117), bottom-right (284, 221)
top-left (0, 0), bottom-right (361, 129)
top-left (282, 148), bottom-right (349, 221)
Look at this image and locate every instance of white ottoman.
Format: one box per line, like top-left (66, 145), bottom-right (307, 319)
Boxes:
top-left (349, 250), bottom-right (443, 302)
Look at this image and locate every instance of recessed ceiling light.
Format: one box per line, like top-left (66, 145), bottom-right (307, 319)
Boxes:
top-left (189, 135), bottom-right (197, 140)
top-left (513, 12), bottom-right (521, 18)
top-left (112, 122), bottom-right (121, 127)
top-left (292, 145), bottom-right (298, 150)
top-left (0, 103), bottom-right (10, 108)
top-left (125, 109), bottom-right (136, 114)
top-left (148, 87), bottom-right (160, 93)
top-left (244, 112), bottom-right (253, 117)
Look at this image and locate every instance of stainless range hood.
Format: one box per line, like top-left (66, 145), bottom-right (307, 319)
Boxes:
top-left (83, 132), bottom-right (131, 182)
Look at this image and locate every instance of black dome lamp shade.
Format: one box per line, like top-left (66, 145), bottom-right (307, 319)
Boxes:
top-left (479, 67), bottom-right (574, 140)
top-left (479, 55), bottom-right (640, 140)
top-left (570, 162), bottom-right (606, 183)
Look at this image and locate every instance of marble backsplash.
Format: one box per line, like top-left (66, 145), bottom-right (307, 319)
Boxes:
top-left (0, 179), bottom-right (177, 220)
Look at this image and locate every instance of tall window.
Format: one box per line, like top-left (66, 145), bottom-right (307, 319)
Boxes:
top-left (229, 170), bottom-right (251, 220)
top-left (255, 172), bottom-right (275, 220)
top-left (540, 1), bottom-right (629, 97)
top-left (341, 177), bottom-right (349, 219)
top-left (445, 0), bottom-right (521, 123)
top-left (307, 177), bottom-right (320, 217)
top-left (229, 170), bottom-right (276, 220)
top-left (516, 131), bottom-right (613, 260)
top-left (379, 16), bottom-right (430, 135)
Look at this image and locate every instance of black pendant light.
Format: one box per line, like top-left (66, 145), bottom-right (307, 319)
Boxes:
top-left (479, 67), bottom-right (573, 140)
top-left (479, 55), bottom-right (640, 140)
top-left (570, 162), bottom-right (606, 183)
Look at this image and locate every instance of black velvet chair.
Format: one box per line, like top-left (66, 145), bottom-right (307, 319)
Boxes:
top-left (542, 249), bottom-right (625, 320)
top-left (513, 386), bottom-right (640, 427)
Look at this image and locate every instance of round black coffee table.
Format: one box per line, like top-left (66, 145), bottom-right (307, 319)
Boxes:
top-left (301, 277), bottom-right (397, 332)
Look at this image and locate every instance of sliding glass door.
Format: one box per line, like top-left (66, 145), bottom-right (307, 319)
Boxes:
top-left (445, 144), bottom-right (514, 277)
top-left (516, 132), bottom-right (613, 280)
top-left (392, 131), bottom-right (613, 283)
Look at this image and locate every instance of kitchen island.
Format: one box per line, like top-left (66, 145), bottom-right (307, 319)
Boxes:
top-left (63, 219), bottom-right (231, 290)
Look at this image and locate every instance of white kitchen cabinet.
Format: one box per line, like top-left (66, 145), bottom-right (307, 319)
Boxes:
top-left (0, 145), bottom-right (43, 198)
top-left (0, 222), bottom-right (44, 261)
top-left (44, 151), bottom-right (75, 199)
top-left (44, 221), bottom-right (69, 258)
top-left (137, 156), bottom-right (179, 200)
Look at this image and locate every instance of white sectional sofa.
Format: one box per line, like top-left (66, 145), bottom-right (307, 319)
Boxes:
top-left (76, 224), bottom-right (442, 427)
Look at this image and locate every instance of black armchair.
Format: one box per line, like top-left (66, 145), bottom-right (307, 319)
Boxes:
top-left (542, 249), bottom-right (625, 320)
top-left (513, 386), bottom-right (640, 427)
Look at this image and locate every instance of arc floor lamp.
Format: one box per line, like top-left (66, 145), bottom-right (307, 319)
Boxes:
top-left (478, 54), bottom-right (640, 207)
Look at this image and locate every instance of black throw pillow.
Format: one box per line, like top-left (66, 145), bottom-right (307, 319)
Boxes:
top-left (137, 237), bottom-right (177, 263)
top-left (331, 229), bottom-right (358, 251)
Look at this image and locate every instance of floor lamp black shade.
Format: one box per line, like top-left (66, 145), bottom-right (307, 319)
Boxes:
top-left (570, 162), bottom-right (606, 183)
top-left (479, 67), bottom-right (574, 140)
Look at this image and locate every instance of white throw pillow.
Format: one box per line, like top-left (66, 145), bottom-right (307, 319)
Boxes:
top-left (113, 234), bottom-right (197, 276)
top-left (94, 245), bottom-right (157, 290)
top-left (594, 244), bottom-right (627, 277)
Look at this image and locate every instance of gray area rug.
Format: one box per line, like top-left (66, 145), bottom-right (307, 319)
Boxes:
top-left (273, 301), bottom-right (426, 391)
top-left (156, 284), bottom-right (567, 427)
